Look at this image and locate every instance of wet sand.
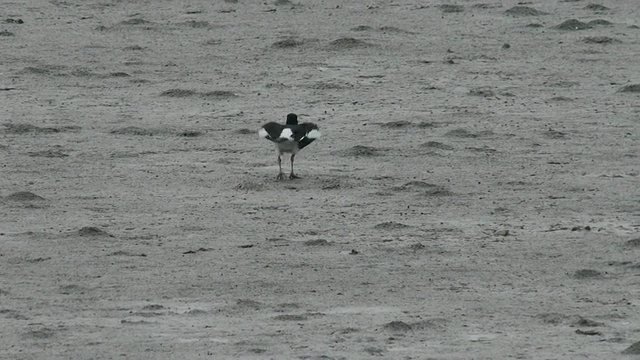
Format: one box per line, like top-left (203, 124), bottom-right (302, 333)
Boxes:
top-left (1, 0), bottom-right (640, 358)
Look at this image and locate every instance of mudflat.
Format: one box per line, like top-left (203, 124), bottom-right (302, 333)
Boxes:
top-left (1, 0), bottom-right (639, 359)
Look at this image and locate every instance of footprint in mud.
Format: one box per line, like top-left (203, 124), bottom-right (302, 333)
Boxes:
top-left (59, 284), bottom-right (90, 295)
top-left (331, 145), bottom-right (382, 157)
top-left (504, 6), bottom-right (548, 16)
top-left (625, 238), bottom-right (640, 248)
top-left (573, 269), bottom-right (602, 279)
top-left (304, 239), bottom-right (332, 246)
top-left (622, 341), bottom-right (640, 355)
top-left (588, 19), bottom-right (613, 27)
top-left (76, 226), bottom-right (113, 238)
top-left (421, 141), bottom-right (454, 151)
top-left (235, 178), bottom-right (269, 191)
top-left (201, 90), bottom-right (237, 99)
top-left (236, 128), bottom-right (255, 135)
top-left (618, 84), bottom-right (640, 93)
top-left (374, 221), bottom-right (411, 230)
top-left (584, 4), bottom-right (609, 12)
top-left (351, 25), bottom-right (373, 31)
top-left (233, 299), bottom-right (267, 312)
top-left (326, 37), bottom-right (373, 50)
top-left (178, 130), bottom-right (202, 137)
top-left (272, 38), bottom-right (304, 48)
top-left (583, 36), bottom-right (621, 44)
top-left (110, 126), bottom-right (160, 136)
top-left (444, 128), bottom-right (494, 138)
top-left (117, 18), bottom-right (153, 26)
top-left (392, 181), bottom-right (453, 196)
top-left (160, 88), bottom-right (238, 99)
top-left (379, 120), bottom-right (412, 128)
top-left (23, 327), bottom-right (57, 340)
top-left (111, 126), bottom-right (199, 137)
top-left (0, 309), bottom-right (28, 320)
top-left (28, 149), bottom-right (69, 158)
top-left (3, 123), bottom-right (80, 134)
top-left (543, 129), bottom-right (567, 139)
top-left (160, 89), bottom-right (198, 97)
top-left (180, 20), bottom-right (213, 29)
top-left (537, 313), bottom-right (571, 325)
top-left (379, 26), bottom-right (415, 34)
top-left (273, 314), bottom-right (308, 321)
top-left (438, 4), bottom-right (464, 13)
top-left (382, 319), bottom-right (442, 334)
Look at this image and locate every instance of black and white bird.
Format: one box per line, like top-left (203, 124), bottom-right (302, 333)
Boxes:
top-left (258, 113), bottom-right (321, 180)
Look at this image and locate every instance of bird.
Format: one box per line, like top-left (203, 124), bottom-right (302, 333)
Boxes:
top-left (258, 113), bottom-right (321, 180)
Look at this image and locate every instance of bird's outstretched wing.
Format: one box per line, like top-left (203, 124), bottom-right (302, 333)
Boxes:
top-left (259, 121), bottom-right (321, 149)
top-left (259, 122), bottom-right (287, 143)
top-left (294, 123), bottom-right (321, 150)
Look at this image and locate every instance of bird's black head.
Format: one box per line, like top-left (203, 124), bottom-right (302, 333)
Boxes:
top-left (286, 113), bottom-right (298, 125)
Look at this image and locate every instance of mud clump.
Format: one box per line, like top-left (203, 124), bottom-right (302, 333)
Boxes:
top-left (383, 321), bottom-right (412, 333)
top-left (380, 120), bottom-right (412, 128)
top-left (77, 226), bottom-right (113, 238)
top-left (160, 89), bottom-right (197, 97)
top-left (438, 4), bottom-right (463, 13)
top-left (555, 19), bottom-right (590, 30)
top-left (618, 84), bottom-right (640, 93)
top-left (588, 19), bottom-right (612, 26)
top-left (625, 238), bottom-right (640, 247)
top-left (272, 38), bottom-right (302, 48)
top-left (583, 36), bottom-right (620, 44)
top-left (505, 6), bottom-right (548, 16)
top-left (573, 269), bottom-right (602, 279)
top-left (4, 191), bottom-right (46, 201)
top-left (622, 341), bottom-right (640, 355)
top-left (585, 4), bottom-right (609, 11)
top-left (202, 90), bottom-right (237, 99)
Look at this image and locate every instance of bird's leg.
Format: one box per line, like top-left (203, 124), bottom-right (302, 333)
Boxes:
top-left (276, 154), bottom-right (285, 180)
top-left (289, 154), bottom-right (300, 179)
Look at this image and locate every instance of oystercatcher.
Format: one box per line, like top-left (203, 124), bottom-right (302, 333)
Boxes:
top-left (258, 113), bottom-right (321, 180)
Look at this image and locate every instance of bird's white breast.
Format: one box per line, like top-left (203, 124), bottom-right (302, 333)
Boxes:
top-left (275, 140), bottom-right (300, 154)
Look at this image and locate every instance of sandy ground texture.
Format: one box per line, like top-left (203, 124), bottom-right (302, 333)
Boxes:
top-left (1, 0), bottom-right (640, 359)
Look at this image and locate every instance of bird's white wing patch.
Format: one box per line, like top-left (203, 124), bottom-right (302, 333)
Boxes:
top-left (280, 128), bottom-right (294, 140)
top-left (307, 129), bottom-right (322, 139)
top-left (258, 127), bottom-right (269, 139)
